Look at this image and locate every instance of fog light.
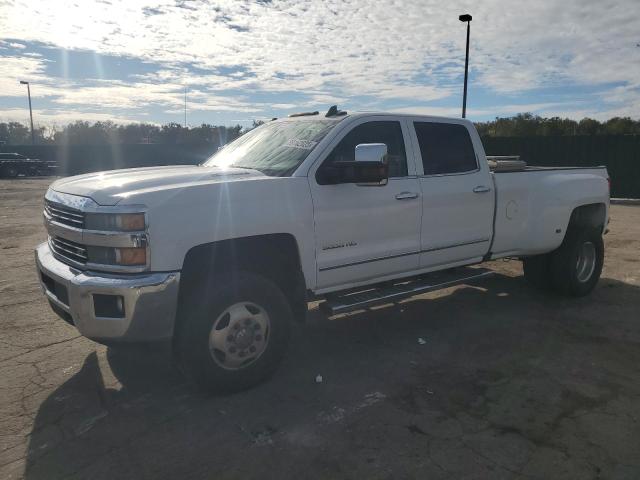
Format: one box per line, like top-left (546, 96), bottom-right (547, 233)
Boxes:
top-left (116, 247), bottom-right (146, 266)
top-left (93, 294), bottom-right (125, 318)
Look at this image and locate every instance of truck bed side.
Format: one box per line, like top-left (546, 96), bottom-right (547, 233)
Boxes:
top-left (490, 167), bottom-right (609, 258)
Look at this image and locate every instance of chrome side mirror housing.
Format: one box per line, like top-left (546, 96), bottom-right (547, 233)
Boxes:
top-left (353, 143), bottom-right (388, 185)
top-left (354, 143), bottom-right (387, 164)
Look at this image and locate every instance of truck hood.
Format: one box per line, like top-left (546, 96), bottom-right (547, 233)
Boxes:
top-left (51, 165), bottom-right (264, 205)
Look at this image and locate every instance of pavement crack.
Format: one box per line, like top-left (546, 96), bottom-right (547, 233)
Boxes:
top-left (0, 299), bottom-right (40, 308)
top-left (1, 335), bottom-right (82, 364)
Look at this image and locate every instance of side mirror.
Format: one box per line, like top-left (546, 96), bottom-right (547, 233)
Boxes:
top-left (355, 143), bottom-right (387, 164)
top-left (318, 143), bottom-right (389, 185)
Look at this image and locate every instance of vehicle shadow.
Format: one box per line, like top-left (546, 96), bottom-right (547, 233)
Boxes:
top-left (23, 272), bottom-right (640, 479)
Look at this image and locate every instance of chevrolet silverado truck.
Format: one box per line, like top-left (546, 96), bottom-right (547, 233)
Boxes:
top-left (35, 108), bottom-right (610, 391)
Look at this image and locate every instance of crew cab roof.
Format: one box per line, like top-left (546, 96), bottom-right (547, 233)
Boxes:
top-left (275, 111), bottom-right (473, 125)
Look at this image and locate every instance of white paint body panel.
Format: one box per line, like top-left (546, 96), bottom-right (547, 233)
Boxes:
top-left (307, 115), bottom-right (422, 289)
top-left (49, 112), bottom-right (610, 294)
top-left (310, 176), bottom-right (422, 289)
top-left (404, 118), bottom-right (495, 268)
top-left (52, 168), bottom-right (317, 285)
top-left (491, 168), bottom-right (610, 257)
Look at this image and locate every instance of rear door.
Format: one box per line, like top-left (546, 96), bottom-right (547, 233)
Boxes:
top-left (309, 117), bottom-right (422, 290)
top-left (409, 120), bottom-right (494, 268)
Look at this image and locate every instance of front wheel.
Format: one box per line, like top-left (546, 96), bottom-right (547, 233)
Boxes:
top-left (175, 272), bottom-right (292, 392)
top-left (550, 227), bottom-right (604, 297)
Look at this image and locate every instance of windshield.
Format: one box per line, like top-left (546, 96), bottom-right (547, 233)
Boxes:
top-left (203, 119), bottom-right (337, 176)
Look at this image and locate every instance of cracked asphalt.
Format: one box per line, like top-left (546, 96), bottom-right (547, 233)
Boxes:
top-left (1, 178), bottom-right (639, 479)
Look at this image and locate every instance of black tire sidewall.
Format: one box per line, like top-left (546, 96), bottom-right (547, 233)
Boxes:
top-left (177, 272), bottom-right (292, 392)
top-left (552, 228), bottom-right (604, 297)
top-left (3, 167), bottom-right (19, 178)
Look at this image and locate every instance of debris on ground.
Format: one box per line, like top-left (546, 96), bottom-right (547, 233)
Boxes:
top-left (406, 424), bottom-right (427, 436)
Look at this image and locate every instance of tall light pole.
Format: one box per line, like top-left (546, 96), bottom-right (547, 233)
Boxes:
top-left (459, 14), bottom-right (472, 118)
top-left (19, 81), bottom-right (35, 144)
top-left (184, 87), bottom-right (187, 128)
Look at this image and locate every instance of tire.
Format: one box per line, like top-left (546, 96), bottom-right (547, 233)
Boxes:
top-left (523, 254), bottom-right (552, 290)
top-left (2, 166), bottom-right (19, 178)
top-left (550, 227), bottom-right (604, 297)
top-left (175, 271), bottom-right (292, 392)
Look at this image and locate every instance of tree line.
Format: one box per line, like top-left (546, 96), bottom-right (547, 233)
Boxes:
top-left (475, 113), bottom-right (640, 137)
top-left (0, 121), bottom-right (246, 147)
top-left (1, 114), bottom-right (639, 146)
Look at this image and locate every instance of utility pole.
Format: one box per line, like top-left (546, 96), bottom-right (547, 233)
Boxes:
top-left (19, 81), bottom-right (35, 144)
top-left (459, 14), bottom-right (472, 118)
top-left (184, 87), bottom-right (187, 128)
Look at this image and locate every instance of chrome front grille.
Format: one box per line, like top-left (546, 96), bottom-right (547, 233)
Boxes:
top-left (43, 190), bottom-right (149, 273)
top-left (44, 200), bottom-right (85, 229)
top-left (50, 236), bottom-right (88, 265)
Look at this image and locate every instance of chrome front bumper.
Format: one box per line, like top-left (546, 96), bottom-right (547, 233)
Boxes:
top-left (35, 242), bottom-right (180, 342)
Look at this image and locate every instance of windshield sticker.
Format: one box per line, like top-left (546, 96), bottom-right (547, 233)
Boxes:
top-left (284, 138), bottom-right (318, 150)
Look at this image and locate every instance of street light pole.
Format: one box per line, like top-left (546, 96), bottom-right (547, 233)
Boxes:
top-left (19, 81), bottom-right (35, 144)
top-left (459, 14), bottom-right (472, 118)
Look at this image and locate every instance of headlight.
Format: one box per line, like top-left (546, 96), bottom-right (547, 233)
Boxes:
top-left (85, 212), bottom-right (146, 232)
top-left (87, 246), bottom-right (147, 266)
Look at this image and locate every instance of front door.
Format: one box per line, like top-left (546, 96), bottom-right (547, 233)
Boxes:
top-left (309, 118), bottom-right (422, 290)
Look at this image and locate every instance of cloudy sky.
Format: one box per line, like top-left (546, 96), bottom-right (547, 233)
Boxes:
top-left (0, 0), bottom-right (639, 127)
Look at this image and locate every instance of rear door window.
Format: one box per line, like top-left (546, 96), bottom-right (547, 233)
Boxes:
top-left (413, 122), bottom-right (477, 175)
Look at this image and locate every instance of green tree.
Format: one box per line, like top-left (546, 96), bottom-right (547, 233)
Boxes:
top-left (0, 122), bottom-right (31, 144)
top-left (577, 118), bottom-right (600, 135)
top-left (602, 117), bottom-right (640, 135)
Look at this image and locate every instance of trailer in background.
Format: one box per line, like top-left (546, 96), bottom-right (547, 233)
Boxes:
top-left (0, 153), bottom-right (58, 178)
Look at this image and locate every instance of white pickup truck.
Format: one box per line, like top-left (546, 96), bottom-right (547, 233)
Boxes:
top-left (36, 108), bottom-right (610, 391)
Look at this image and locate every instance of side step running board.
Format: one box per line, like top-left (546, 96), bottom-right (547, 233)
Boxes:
top-left (320, 267), bottom-right (494, 316)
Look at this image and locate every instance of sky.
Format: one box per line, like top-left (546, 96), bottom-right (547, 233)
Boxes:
top-left (0, 0), bottom-right (639, 127)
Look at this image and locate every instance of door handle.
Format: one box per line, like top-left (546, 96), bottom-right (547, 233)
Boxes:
top-left (473, 186), bottom-right (491, 193)
top-left (395, 192), bottom-right (419, 200)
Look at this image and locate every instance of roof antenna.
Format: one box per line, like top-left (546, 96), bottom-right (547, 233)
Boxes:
top-left (325, 105), bottom-right (347, 117)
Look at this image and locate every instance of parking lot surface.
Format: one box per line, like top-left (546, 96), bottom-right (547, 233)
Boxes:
top-left (1, 178), bottom-right (639, 479)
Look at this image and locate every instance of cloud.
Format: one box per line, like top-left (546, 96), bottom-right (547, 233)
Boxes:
top-left (392, 102), bottom-right (576, 118)
top-left (0, 0), bottom-right (639, 124)
top-left (0, 107), bottom-right (144, 125)
top-left (0, 54), bottom-right (49, 96)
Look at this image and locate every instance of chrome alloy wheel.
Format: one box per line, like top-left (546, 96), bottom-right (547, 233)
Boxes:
top-left (208, 302), bottom-right (270, 370)
top-left (576, 241), bottom-right (596, 283)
